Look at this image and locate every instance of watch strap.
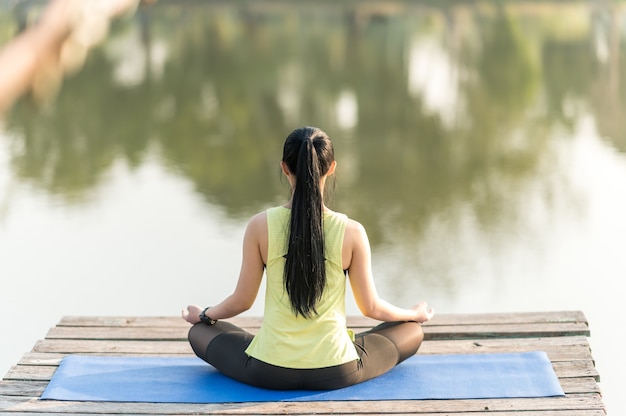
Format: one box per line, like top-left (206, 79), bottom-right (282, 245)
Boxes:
top-left (199, 307), bottom-right (217, 325)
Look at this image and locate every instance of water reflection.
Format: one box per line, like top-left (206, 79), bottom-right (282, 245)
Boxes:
top-left (2, 1), bottom-right (625, 304)
top-left (4, 2), bottom-right (622, 219)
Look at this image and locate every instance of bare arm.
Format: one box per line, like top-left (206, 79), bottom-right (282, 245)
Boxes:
top-left (182, 212), bottom-right (266, 324)
top-left (345, 219), bottom-right (434, 323)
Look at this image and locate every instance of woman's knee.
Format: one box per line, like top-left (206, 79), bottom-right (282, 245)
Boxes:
top-left (405, 321), bottom-right (425, 346)
top-left (414, 322), bottom-right (425, 344)
top-left (401, 322), bottom-right (425, 361)
top-left (188, 324), bottom-right (209, 359)
top-left (370, 321), bottom-right (425, 363)
top-left (188, 323), bottom-right (225, 361)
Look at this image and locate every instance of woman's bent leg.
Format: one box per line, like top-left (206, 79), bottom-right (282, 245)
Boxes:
top-left (353, 321), bottom-right (424, 383)
top-left (188, 321), bottom-right (256, 385)
top-left (188, 321), bottom-right (250, 361)
top-left (364, 321), bottom-right (425, 363)
top-left (187, 320), bottom-right (424, 390)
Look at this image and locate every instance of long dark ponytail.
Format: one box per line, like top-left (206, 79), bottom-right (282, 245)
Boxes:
top-left (282, 127), bottom-right (335, 318)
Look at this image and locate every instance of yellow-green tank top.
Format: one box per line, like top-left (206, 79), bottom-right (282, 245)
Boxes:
top-left (245, 206), bottom-right (359, 368)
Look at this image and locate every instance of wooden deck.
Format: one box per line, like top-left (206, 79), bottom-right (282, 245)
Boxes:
top-left (0, 311), bottom-right (605, 415)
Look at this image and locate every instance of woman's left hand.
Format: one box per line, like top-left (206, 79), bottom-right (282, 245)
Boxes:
top-left (181, 304), bottom-right (203, 324)
top-left (410, 301), bottom-right (435, 324)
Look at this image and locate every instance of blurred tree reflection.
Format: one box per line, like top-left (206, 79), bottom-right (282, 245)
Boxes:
top-left (336, 6), bottom-right (547, 244)
top-left (5, 47), bottom-right (154, 201)
top-left (1, 1), bottom-right (618, 243)
top-left (589, 5), bottom-right (626, 153)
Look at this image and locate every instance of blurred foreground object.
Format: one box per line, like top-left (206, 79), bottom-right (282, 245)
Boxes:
top-left (0, 0), bottom-right (155, 115)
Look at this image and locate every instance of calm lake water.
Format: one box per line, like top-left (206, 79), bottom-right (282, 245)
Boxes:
top-left (1, 1), bottom-right (625, 413)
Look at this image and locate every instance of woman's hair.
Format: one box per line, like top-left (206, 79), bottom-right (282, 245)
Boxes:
top-left (282, 126), bottom-right (335, 318)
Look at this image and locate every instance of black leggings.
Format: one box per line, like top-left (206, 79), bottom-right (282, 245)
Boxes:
top-left (188, 320), bottom-right (425, 390)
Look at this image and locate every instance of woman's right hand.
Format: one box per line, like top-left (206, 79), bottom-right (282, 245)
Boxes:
top-left (411, 302), bottom-right (435, 323)
top-left (181, 304), bottom-right (203, 324)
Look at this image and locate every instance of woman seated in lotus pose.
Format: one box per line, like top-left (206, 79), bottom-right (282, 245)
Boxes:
top-left (182, 126), bottom-right (434, 390)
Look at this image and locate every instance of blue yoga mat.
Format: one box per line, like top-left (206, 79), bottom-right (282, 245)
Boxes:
top-left (41, 351), bottom-right (563, 403)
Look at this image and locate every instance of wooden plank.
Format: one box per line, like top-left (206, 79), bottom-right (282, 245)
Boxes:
top-left (23, 339), bottom-right (595, 360)
top-left (422, 311), bottom-right (588, 326)
top-left (14, 345), bottom-right (595, 372)
top-left (44, 321), bottom-right (590, 341)
top-left (551, 361), bottom-right (599, 380)
top-left (16, 352), bottom-right (186, 367)
top-left (0, 381), bottom-right (47, 397)
top-left (0, 393), bottom-right (605, 414)
top-left (558, 377), bottom-right (602, 394)
top-left (424, 322), bottom-right (590, 338)
top-left (0, 411), bottom-right (608, 416)
top-left (32, 339), bottom-right (194, 355)
top-left (2, 366), bottom-right (55, 382)
top-left (46, 326), bottom-right (193, 340)
top-left (31, 336), bottom-right (592, 357)
top-left (0, 412), bottom-right (606, 416)
top-left (18, 336), bottom-right (596, 361)
top-left (15, 354), bottom-right (65, 367)
top-left (56, 311), bottom-right (588, 328)
top-left (58, 315), bottom-right (264, 328)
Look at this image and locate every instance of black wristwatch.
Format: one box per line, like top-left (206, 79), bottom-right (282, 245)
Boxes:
top-left (199, 307), bottom-right (217, 325)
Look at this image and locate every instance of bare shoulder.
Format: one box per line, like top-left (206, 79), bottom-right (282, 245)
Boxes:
top-left (246, 211), bottom-right (267, 234)
top-left (343, 217), bottom-right (369, 250)
top-left (345, 217), bottom-right (367, 237)
top-left (244, 211), bottom-right (268, 263)
top-left (342, 218), bottom-right (370, 270)
top-left (249, 210), bottom-right (267, 225)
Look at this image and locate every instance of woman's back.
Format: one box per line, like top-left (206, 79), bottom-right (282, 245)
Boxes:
top-left (245, 207), bottom-right (359, 368)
